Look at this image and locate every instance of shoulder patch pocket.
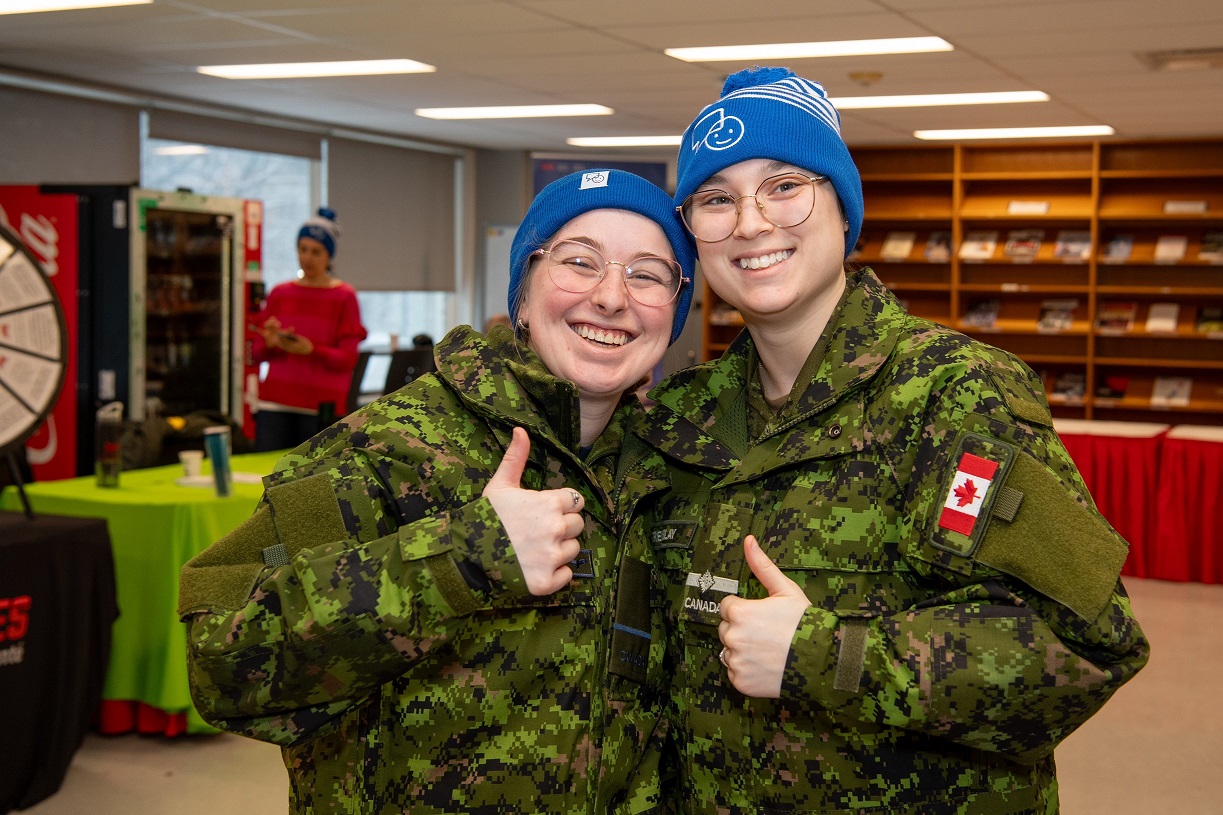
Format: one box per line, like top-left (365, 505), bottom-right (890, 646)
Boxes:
top-left (918, 429), bottom-right (1127, 621)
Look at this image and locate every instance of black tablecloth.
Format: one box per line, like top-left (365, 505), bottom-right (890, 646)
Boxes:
top-left (0, 510), bottom-right (117, 814)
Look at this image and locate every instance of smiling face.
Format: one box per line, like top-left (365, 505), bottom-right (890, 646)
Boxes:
top-left (694, 158), bottom-right (848, 334)
top-left (518, 209), bottom-right (676, 405)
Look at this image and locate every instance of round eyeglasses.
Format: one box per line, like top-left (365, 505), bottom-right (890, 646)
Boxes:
top-left (533, 239), bottom-right (688, 308)
top-left (677, 172), bottom-right (829, 243)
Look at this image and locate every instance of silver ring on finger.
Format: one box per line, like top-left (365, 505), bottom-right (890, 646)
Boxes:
top-left (719, 647), bottom-right (729, 667)
top-left (570, 489), bottom-right (580, 510)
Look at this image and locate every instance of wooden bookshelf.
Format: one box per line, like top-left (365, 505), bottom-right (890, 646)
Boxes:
top-left (698, 138), bottom-right (1223, 424)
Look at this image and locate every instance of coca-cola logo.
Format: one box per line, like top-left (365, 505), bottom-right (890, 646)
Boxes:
top-left (0, 204), bottom-right (60, 276)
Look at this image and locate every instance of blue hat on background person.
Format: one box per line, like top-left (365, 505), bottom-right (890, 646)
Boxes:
top-left (508, 169), bottom-right (696, 345)
top-left (673, 66), bottom-right (864, 258)
top-left (298, 207), bottom-right (340, 258)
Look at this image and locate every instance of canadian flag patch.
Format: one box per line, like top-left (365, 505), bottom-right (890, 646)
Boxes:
top-left (938, 452), bottom-right (998, 536)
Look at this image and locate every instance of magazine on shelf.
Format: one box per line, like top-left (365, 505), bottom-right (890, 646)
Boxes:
top-left (1095, 375), bottom-right (1130, 401)
top-left (1049, 371), bottom-right (1086, 404)
top-left (1150, 376), bottom-right (1192, 408)
top-left (958, 230), bottom-right (998, 261)
top-left (1095, 301), bottom-right (1137, 333)
top-left (1037, 298), bottom-right (1079, 332)
top-left (961, 299), bottom-right (1001, 329)
top-left (879, 231), bottom-right (916, 260)
top-left (1003, 229), bottom-right (1044, 260)
top-left (1154, 235), bottom-right (1189, 263)
top-left (1052, 230), bottom-right (1092, 262)
top-left (1145, 302), bottom-right (1180, 333)
top-left (924, 231), bottom-right (952, 262)
top-left (1199, 232), bottom-right (1223, 263)
top-left (1100, 233), bottom-right (1134, 263)
top-left (1196, 306), bottom-right (1223, 334)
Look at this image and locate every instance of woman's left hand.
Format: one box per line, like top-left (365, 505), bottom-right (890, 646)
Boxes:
top-left (717, 535), bottom-right (811, 698)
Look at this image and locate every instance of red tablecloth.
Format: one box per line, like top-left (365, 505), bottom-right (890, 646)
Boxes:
top-left (1055, 420), bottom-right (1170, 580)
top-left (1150, 427), bottom-right (1223, 584)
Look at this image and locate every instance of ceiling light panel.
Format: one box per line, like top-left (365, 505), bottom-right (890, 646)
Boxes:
top-left (566, 136), bottom-right (683, 147)
top-left (416, 105), bottom-right (613, 120)
top-left (197, 59), bottom-right (435, 79)
top-left (664, 37), bottom-right (953, 62)
top-left (915, 125), bottom-right (1116, 140)
top-left (832, 91), bottom-right (1048, 109)
top-left (0, 0), bottom-right (149, 13)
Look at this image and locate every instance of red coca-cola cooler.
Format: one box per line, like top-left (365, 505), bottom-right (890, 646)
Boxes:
top-left (0, 185), bottom-right (262, 479)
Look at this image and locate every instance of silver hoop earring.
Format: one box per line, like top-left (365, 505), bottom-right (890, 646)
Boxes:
top-left (515, 317), bottom-right (528, 333)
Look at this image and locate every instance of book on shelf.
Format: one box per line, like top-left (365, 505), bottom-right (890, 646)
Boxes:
top-left (1052, 230), bottom-right (1091, 262)
top-left (924, 231), bottom-right (952, 262)
top-left (961, 299), bottom-right (1001, 329)
top-left (1095, 301), bottom-right (1137, 333)
top-left (1100, 233), bottom-right (1134, 263)
top-left (709, 304), bottom-right (744, 326)
top-left (1003, 229), bottom-right (1044, 260)
top-left (1036, 298), bottom-right (1079, 332)
top-left (879, 231), bottom-right (916, 260)
top-left (1196, 306), bottom-right (1223, 334)
top-left (1145, 302), bottom-right (1180, 333)
top-left (1199, 232), bottom-right (1223, 263)
top-left (1154, 235), bottom-right (1189, 263)
top-left (1095, 375), bottom-right (1130, 401)
top-left (1150, 376), bottom-right (1192, 408)
top-left (958, 230), bottom-right (998, 261)
top-left (1049, 371), bottom-right (1086, 404)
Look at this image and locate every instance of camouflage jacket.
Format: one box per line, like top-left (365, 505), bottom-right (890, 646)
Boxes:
top-left (179, 324), bottom-right (674, 815)
top-left (635, 269), bottom-right (1149, 815)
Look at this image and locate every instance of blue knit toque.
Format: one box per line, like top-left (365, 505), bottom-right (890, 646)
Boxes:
top-left (508, 169), bottom-right (696, 345)
top-left (673, 67), bottom-right (863, 256)
top-left (298, 207), bottom-right (340, 258)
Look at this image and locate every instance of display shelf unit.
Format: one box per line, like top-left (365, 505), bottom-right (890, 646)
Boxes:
top-left (697, 138), bottom-right (1223, 424)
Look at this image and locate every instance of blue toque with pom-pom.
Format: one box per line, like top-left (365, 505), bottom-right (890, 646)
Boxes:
top-left (674, 66), bottom-right (863, 257)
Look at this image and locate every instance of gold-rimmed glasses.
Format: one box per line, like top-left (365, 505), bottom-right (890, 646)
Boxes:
top-left (533, 239), bottom-right (688, 307)
top-left (677, 172), bottom-right (829, 242)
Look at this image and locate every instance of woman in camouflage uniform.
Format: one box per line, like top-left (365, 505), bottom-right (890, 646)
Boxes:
top-left (179, 169), bottom-right (692, 814)
top-left (637, 67), bottom-right (1150, 814)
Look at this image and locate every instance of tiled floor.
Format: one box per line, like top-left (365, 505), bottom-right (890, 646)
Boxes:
top-left (22, 577), bottom-right (1222, 815)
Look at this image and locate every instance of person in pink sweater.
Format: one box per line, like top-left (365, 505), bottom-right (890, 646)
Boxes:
top-left (251, 207), bottom-right (367, 451)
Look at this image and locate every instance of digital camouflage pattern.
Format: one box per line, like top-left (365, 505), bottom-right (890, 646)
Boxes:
top-left (180, 324), bottom-right (674, 814)
top-left (636, 268), bottom-right (1149, 814)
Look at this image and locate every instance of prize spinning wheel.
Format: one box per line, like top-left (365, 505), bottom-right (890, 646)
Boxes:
top-left (0, 221), bottom-right (68, 517)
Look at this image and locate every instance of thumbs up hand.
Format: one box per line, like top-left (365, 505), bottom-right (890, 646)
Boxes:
top-left (717, 535), bottom-right (811, 698)
top-left (483, 427), bottom-right (585, 596)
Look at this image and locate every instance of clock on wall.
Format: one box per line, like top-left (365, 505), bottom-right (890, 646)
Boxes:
top-left (0, 221), bottom-right (69, 475)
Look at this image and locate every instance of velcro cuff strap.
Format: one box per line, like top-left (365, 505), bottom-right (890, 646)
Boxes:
top-left (833, 618), bottom-right (869, 693)
top-left (425, 552), bottom-right (481, 617)
top-left (265, 472), bottom-right (349, 560)
top-left (975, 452), bottom-right (1127, 621)
top-left (178, 504), bottom-right (277, 616)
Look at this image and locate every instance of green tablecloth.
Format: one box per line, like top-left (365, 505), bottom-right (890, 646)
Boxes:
top-left (0, 450), bottom-right (286, 734)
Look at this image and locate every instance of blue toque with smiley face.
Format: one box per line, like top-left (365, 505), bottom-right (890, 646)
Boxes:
top-left (673, 66), bottom-right (864, 256)
top-left (508, 169), bottom-right (696, 345)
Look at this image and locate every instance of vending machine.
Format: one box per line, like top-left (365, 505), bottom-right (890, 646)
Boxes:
top-left (0, 185), bottom-right (263, 478)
